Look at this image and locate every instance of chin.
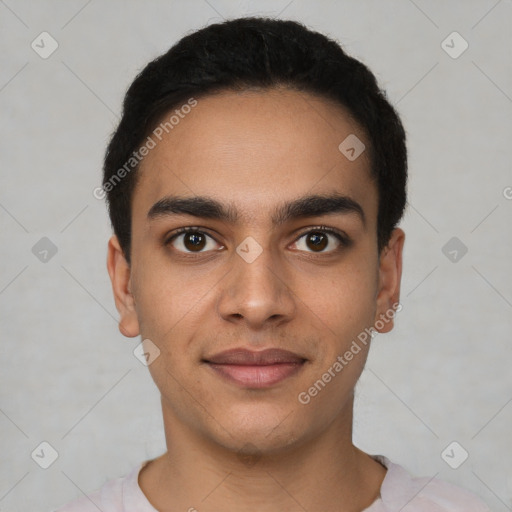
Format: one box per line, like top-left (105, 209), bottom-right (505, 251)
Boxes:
top-left (208, 405), bottom-right (309, 456)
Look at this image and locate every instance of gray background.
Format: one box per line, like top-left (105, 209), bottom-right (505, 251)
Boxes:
top-left (1, 0), bottom-right (511, 510)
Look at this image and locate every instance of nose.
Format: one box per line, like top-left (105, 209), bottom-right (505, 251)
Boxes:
top-left (216, 241), bottom-right (296, 330)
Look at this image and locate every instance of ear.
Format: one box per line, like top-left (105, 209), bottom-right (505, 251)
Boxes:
top-left (106, 235), bottom-right (140, 338)
top-left (374, 228), bottom-right (405, 334)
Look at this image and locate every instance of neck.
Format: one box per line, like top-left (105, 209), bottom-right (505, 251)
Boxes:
top-left (139, 397), bottom-right (386, 512)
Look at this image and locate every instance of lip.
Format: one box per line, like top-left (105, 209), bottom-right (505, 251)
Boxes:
top-left (204, 348), bottom-right (307, 389)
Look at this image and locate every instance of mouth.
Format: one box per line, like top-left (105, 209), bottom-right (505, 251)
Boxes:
top-left (203, 348), bottom-right (307, 389)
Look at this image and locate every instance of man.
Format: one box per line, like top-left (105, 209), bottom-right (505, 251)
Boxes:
top-left (56, 16), bottom-right (490, 511)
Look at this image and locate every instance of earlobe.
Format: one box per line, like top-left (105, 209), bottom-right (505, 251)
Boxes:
top-left (374, 228), bottom-right (405, 334)
top-left (106, 236), bottom-right (140, 338)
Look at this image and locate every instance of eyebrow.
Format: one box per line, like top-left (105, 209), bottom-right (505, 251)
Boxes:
top-left (147, 193), bottom-right (366, 227)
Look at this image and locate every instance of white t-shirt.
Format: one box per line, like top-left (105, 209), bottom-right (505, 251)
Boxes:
top-left (52, 455), bottom-right (490, 511)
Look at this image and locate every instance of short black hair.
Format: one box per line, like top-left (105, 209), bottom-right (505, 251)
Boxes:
top-left (103, 16), bottom-right (407, 262)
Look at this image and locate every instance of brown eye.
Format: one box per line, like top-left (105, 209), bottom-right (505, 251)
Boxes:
top-left (168, 229), bottom-right (221, 253)
top-left (183, 232), bottom-right (206, 251)
top-left (306, 232), bottom-right (328, 252)
top-left (292, 227), bottom-right (347, 254)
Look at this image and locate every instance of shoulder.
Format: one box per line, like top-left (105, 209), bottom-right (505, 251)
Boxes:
top-left (51, 461), bottom-right (149, 512)
top-left (374, 455), bottom-right (491, 512)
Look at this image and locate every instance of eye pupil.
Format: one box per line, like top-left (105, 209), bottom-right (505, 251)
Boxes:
top-left (184, 232), bottom-right (205, 251)
top-left (307, 232), bottom-right (327, 251)
top-left (173, 228), bottom-right (340, 255)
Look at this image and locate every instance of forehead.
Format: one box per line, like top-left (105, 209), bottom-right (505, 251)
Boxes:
top-left (134, 88), bottom-right (377, 227)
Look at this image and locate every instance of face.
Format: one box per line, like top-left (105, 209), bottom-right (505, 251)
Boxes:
top-left (108, 88), bottom-right (404, 455)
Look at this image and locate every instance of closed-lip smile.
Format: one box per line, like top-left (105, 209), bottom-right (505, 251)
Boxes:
top-left (203, 348), bottom-right (307, 388)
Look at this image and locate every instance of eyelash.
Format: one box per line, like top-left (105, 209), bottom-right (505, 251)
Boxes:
top-left (164, 225), bottom-right (351, 257)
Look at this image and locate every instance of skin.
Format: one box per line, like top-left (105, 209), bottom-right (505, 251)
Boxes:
top-left (107, 87), bottom-right (405, 512)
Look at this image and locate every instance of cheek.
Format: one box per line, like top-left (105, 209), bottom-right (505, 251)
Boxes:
top-left (131, 247), bottom-right (215, 339)
top-left (298, 260), bottom-right (378, 344)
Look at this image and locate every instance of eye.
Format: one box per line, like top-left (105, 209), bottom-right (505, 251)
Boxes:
top-left (167, 228), bottom-right (222, 253)
top-left (165, 226), bottom-right (350, 256)
top-left (291, 226), bottom-right (349, 253)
